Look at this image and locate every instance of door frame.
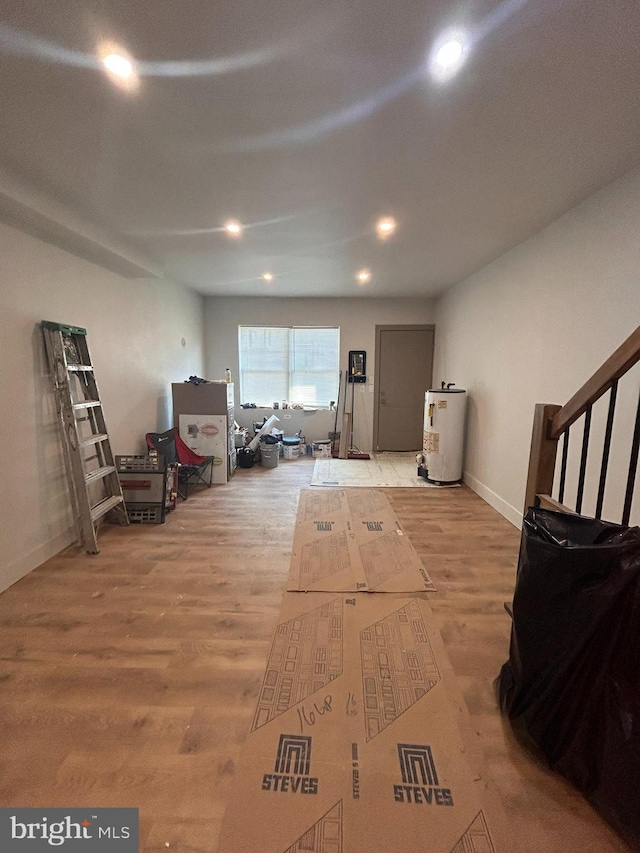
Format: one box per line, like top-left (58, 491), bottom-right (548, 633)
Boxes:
top-left (373, 324), bottom-right (436, 453)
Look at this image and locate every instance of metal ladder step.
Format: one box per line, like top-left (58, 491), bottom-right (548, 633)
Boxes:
top-left (80, 433), bottom-right (109, 447)
top-left (73, 400), bottom-right (101, 410)
top-left (85, 465), bottom-right (116, 485)
top-left (91, 494), bottom-right (124, 523)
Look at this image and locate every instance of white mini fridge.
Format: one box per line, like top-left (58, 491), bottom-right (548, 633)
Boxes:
top-left (419, 385), bottom-right (466, 485)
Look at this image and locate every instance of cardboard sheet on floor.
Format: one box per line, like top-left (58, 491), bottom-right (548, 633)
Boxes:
top-left (218, 593), bottom-right (511, 853)
top-left (287, 488), bottom-right (436, 593)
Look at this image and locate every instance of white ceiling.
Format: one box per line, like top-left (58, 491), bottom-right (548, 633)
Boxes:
top-left (1, 0), bottom-right (639, 297)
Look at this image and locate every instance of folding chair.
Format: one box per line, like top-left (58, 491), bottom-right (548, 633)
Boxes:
top-left (145, 428), bottom-right (213, 500)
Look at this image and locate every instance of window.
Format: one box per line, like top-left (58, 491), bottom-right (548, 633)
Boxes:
top-left (239, 326), bottom-right (340, 407)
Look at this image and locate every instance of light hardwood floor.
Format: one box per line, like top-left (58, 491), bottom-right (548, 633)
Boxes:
top-left (0, 458), bottom-right (631, 852)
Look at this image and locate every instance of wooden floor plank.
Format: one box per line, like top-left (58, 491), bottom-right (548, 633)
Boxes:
top-left (0, 458), bottom-right (631, 851)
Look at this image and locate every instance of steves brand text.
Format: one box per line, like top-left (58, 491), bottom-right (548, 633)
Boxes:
top-left (393, 744), bottom-right (454, 806)
top-left (262, 734), bottom-right (319, 794)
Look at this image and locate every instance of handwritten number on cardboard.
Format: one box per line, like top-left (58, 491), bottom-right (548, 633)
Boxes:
top-left (297, 695), bottom-right (333, 733)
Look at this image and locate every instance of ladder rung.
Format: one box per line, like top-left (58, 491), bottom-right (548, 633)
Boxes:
top-left (80, 433), bottom-right (109, 447)
top-left (67, 364), bottom-right (93, 372)
top-left (85, 465), bottom-right (116, 485)
top-left (90, 495), bottom-right (124, 523)
top-left (73, 400), bottom-right (101, 410)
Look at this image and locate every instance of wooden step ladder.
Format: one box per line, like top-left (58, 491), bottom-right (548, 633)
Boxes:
top-left (41, 321), bottom-right (129, 553)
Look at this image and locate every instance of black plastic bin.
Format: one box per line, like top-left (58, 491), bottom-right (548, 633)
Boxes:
top-left (236, 447), bottom-right (255, 469)
top-left (497, 507), bottom-right (640, 849)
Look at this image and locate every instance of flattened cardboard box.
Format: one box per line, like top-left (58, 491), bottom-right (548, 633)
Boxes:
top-left (288, 489), bottom-right (436, 592)
top-left (219, 593), bottom-right (511, 853)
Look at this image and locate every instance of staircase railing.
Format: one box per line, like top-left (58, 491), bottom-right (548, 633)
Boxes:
top-left (524, 325), bottom-right (640, 524)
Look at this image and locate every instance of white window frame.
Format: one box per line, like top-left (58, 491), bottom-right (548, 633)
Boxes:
top-left (238, 325), bottom-right (340, 408)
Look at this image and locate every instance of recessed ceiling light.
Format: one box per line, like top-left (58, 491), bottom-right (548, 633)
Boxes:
top-left (262, 272), bottom-right (274, 282)
top-left (224, 220), bottom-right (243, 237)
top-left (98, 43), bottom-right (139, 91)
top-left (436, 40), bottom-right (463, 69)
top-left (376, 217), bottom-right (397, 239)
top-left (429, 31), bottom-right (469, 81)
top-left (356, 269), bottom-right (371, 284)
top-left (103, 53), bottom-right (134, 79)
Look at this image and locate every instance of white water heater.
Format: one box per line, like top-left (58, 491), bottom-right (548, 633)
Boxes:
top-left (419, 384), bottom-right (467, 485)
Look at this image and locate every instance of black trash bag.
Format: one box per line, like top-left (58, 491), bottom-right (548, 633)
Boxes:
top-left (497, 507), bottom-right (640, 849)
top-left (261, 434), bottom-right (280, 445)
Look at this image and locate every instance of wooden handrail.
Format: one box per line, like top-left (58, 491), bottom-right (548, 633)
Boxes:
top-left (523, 404), bottom-right (561, 513)
top-left (524, 325), bottom-right (640, 517)
top-left (550, 326), bottom-right (640, 440)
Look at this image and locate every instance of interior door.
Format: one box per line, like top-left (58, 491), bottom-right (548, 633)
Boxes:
top-left (375, 326), bottom-right (434, 452)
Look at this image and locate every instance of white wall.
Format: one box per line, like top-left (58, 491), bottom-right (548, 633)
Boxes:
top-left (204, 297), bottom-right (436, 451)
top-left (0, 223), bottom-right (204, 592)
top-left (434, 167), bottom-right (640, 528)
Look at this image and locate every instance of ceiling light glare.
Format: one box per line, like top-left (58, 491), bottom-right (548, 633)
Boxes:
top-left (103, 53), bottom-right (133, 78)
top-left (356, 269), bottom-right (371, 284)
top-left (429, 31), bottom-right (469, 82)
top-left (262, 272), bottom-right (274, 282)
top-left (436, 40), bottom-right (463, 68)
top-left (376, 216), bottom-right (397, 239)
top-left (224, 220), bottom-right (243, 237)
top-left (99, 43), bottom-right (139, 91)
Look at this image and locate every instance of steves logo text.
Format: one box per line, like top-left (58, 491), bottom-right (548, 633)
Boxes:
top-left (262, 735), bottom-right (318, 795)
top-left (393, 744), bottom-right (454, 806)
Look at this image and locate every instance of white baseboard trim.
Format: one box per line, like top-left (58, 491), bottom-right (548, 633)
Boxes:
top-left (462, 471), bottom-right (522, 529)
top-left (1, 527), bottom-right (75, 594)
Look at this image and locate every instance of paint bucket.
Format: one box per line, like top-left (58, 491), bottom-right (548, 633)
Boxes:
top-left (312, 440), bottom-right (332, 458)
top-left (282, 436), bottom-right (301, 460)
top-left (260, 443), bottom-right (280, 469)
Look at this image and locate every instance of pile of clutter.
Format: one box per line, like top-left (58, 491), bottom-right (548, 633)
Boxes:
top-left (235, 416), bottom-right (332, 470)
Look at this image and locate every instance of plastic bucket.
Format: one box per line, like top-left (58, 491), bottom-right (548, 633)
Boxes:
top-left (283, 437), bottom-right (301, 460)
top-left (312, 440), bottom-right (332, 458)
top-left (260, 443), bottom-right (280, 469)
